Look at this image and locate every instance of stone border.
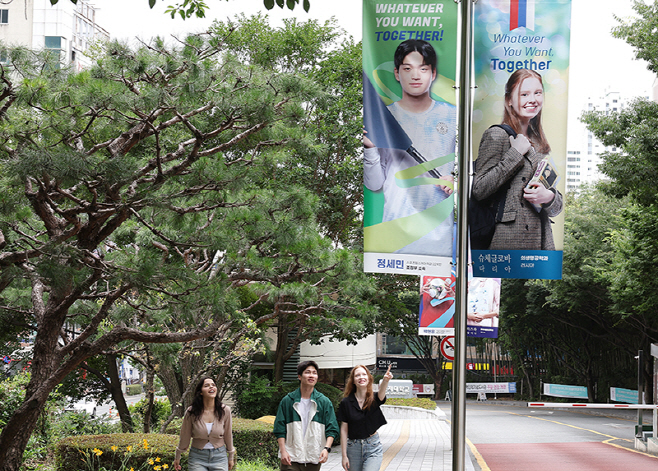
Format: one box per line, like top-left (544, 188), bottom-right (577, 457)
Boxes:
top-left (381, 404), bottom-right (447, 421)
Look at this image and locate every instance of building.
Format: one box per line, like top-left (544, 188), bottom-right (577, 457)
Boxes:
top-left (0, 0), bottom-right (109, 70)
top-left (566, 88), bottom-right (651, 193)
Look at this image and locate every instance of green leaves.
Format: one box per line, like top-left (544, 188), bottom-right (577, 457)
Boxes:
top-left (613, 0), bottom-right (658, 75)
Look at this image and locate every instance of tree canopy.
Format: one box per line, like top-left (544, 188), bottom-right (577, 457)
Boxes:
top-left (0, 14), bottom-right (370, 469)
top-left (55, 0), bottom-right (312, 19)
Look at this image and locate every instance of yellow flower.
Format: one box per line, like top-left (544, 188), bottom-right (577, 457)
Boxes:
top-left (127, 446), bottom-right (133, 452)
top-left (155, 457), bottom-right (161, 462)
top-left (111, 446), bottom-right (118, 452)
top-left (154, 466), bottom-right (162, 471)
top-left (93, 448), bottom-right (103, 456)
top-left (162, 465), bottom-right (169, 469)
top-left (148, 459), bottom-right (155, 465)
top-left (130, 468), bottom-right (134, 471)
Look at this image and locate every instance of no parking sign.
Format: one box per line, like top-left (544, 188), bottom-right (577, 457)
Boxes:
top-left (440, 336), bottom-right (455, 362)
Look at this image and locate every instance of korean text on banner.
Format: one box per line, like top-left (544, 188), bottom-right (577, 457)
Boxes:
top-left (362, 0), bottom-right (459, 276)
top-left (470, 0), bottom-right (572, 280)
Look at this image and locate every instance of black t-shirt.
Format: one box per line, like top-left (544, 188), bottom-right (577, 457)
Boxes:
top-left (336, 393), bottom-right (387, 439)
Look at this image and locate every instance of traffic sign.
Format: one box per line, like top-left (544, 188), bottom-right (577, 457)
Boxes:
top-left (440, 335), bottom-right (455, 361)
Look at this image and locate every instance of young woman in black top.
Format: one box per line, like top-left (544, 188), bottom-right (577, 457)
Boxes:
top-left (337, 364), bottom-right (393, 471)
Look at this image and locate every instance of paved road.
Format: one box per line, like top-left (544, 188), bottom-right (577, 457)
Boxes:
top-left (322, 416), bottom-right (477, 471)
top-left (439, 401), bottom-right (658, 471)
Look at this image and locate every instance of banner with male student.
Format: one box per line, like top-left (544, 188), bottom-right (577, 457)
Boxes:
top-left (362, 0), bottom-right (459, 276)
top-left (470, 0), bottom-right (571, 280)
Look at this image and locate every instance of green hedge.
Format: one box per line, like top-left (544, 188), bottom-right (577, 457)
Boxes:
top-left (385, 397), bottom-right (437, 410)
top-left (59, 418), bottom-right (280, 470)
top-left (55, 433), bottom-right (182, 471)
top-left (232, 418), bottom-right (278, 468)
top-left (126, 384), bottom-right (143, 396)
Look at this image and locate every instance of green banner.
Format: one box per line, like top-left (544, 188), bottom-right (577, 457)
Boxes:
top-left (362, 0), bottom-right (459, 276)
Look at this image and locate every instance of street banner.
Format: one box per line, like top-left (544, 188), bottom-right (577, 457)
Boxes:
top-left (543, 382), bottom-right (588, 399)
top-left (609, 387), bottom-right (639, 404)
top-left (471, 0), bottom-right (572, 280)
top-left (418, 271), bottom-right (455, 336)
top-left (467, 275), bottom-right (501, 339)
top-left (467, 382), bottom-right (517, 394)
top-left (363, 0), bottom-right (459, 276)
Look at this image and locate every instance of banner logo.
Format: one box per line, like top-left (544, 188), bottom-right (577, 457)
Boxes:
top-left (510, 0), bottom-right (535, 31)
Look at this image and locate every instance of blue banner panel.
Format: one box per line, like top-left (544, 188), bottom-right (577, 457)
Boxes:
top-left (472, 249), bottom-right (562, 279)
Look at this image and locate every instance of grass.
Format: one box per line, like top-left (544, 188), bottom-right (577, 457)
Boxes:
top-left (235, 460), bottom-right (279, 471)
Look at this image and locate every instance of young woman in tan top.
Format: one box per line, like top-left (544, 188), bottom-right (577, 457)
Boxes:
top-left (174, 376), bottom-right (235, 471)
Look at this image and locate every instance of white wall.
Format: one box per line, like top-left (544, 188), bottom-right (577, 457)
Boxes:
top-left (300, 334), bottom-right (376, 369)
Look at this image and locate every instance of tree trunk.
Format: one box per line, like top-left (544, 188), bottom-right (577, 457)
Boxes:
top-left (143, 367), bottom-right (155, 433)
top-left (0, 398), bottom-right (44, 471)
top-left (105, 353), bottom-right (134, 432)
top-left (158, 362), bottom-right (184, 416)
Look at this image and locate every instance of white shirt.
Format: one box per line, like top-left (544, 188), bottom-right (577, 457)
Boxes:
top-left (299, 397), bottom-right (312, 437)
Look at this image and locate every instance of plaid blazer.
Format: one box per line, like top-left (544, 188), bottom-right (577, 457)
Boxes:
top-left (472, 126), bottom-right (563, 250)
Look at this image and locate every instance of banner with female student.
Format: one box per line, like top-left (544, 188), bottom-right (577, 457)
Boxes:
top-left (362, 0), bottom-right (459, 276)
top-left (470, 0), bottom-right (571, 280)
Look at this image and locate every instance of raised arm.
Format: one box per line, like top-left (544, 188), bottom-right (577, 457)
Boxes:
top-left (378, 364), bottom-right (393, 402)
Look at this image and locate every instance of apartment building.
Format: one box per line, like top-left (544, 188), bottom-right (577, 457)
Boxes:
top-left (0, 0), bottom-right (109, 70)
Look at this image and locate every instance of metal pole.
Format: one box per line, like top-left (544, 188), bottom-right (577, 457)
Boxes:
top-left (452, 0), bottom-right (474, 470)
top-left (637, 350), bottom-right (644, 438)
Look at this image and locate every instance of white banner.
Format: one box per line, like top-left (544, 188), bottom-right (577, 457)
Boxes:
top-left (466, 382), bottom-right (517, 394)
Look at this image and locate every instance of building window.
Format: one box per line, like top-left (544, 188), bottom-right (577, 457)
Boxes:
top-left (0, 10), bottom-right (8, 24)
top-left (45, 36), bottom-right (62, 50)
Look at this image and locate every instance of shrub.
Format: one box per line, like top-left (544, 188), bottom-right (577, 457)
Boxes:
top-left (126, 384), bottom-right (143, 396)
top-left (128, 397), bottom-right (172, 430)
top-left (232, 418), bottom-right (279, 468)
top-left (235, 376), bottom-right (281, 419)
top-left (55, 433), bottom-right (183, 471)
top-left (156, 416), bottom-right (279, 468)
top-left (52, 411), bottom-right (120, 438)
top-left (385, 397), bottom-right (437, 410)
top-left (0, 371), bottom-right (30, 429)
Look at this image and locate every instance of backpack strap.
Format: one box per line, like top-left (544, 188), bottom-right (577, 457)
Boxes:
top-left (487, 124), bottom-right (517, 222)
top-left (491, 123), bottom-right (518, 138)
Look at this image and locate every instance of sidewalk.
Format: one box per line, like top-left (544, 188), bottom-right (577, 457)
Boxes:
top-left (322, 418), bottom-right (477, 471)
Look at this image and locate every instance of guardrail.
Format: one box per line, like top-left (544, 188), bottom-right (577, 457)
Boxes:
top-left (527, 402), bottom-right (658, 440)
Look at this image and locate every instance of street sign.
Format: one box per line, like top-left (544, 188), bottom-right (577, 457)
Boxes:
top-left (440, 335), bottom-right (455, 362)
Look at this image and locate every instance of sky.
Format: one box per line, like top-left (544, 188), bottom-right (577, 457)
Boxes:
top-left (94, 0), bottom-right (656, 124)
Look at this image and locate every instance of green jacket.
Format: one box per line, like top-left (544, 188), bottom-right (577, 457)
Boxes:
top-left (273, 388), bottom-right (339, 464)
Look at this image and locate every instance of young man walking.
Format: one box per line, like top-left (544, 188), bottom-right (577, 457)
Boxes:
top-left (273, 360), bottom-right (339, 471)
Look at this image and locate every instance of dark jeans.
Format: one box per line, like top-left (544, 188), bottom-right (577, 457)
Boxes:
top-left (280, 462), bottom-right (322, 471)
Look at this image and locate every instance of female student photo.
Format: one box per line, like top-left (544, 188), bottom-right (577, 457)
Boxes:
top-left (471, 68), bottom-right (563, 251)
top-left (337, 364), bottom-right (393, 471)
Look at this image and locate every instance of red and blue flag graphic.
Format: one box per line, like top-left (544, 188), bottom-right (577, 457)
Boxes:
top-left (510, 0), bottom-right (535, 31)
